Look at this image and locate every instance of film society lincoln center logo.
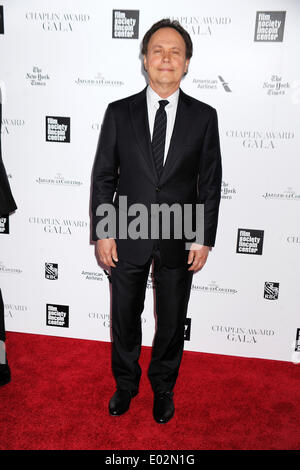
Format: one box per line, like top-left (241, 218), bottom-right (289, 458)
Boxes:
top-left (46, 116), bottom-right (70, 143)
top-left (236, 228), bottom-right (264, 255)
top-left (46, 304), bottom-right (69, 328)
top-left (254, 11), bottom-right (286, 42)
top-left (112, 10), bottom-right (139, 39)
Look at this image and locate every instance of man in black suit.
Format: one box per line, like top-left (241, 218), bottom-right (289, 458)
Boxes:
top-left (0, 88), bottom-right (17, 386)
top-left (92, 19), bottom-right (222, 423)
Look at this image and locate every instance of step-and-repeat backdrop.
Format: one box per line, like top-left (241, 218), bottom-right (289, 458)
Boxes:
top-left (1, 0), bottom-right (299, 362)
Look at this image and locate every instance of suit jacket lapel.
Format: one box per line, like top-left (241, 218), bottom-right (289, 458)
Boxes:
top-left (129, 86), bottom-right (191, 185)
top-left (160, 88), bottom-right (190, 185)
top-left (129, 87), bottom-right (157, 184)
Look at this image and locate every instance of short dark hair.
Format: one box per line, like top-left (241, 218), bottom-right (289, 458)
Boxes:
top-left (141, 19), bottom-right (193, 59)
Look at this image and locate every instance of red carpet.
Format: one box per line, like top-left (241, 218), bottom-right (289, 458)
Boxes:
top-left (0, 332), bottom-right (299, 450)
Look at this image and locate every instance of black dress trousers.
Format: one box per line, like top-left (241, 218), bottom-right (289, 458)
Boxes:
top-left (110, 242), bottom-right (193, 395)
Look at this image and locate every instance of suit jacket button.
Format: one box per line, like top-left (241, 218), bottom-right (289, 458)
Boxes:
top-left (156, 186), bottom-right (160, 192)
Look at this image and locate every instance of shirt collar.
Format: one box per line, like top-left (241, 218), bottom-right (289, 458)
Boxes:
top-left (147, 84), bottom-right (179, 110)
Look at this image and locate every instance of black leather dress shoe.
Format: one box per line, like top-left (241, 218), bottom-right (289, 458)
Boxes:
top-left (153, 391), bottom-right (175, 423)
top-left (0, 363), bottom-right (11, 387)
top-left (108, 389), bottom-right (136, 416)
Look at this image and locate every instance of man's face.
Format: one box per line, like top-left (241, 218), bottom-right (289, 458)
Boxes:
top-left (143, 27), bottom-right (190, 90)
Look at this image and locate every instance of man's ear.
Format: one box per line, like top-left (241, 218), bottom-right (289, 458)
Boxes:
top-left (184, 58), bottom-right (190, 74)
top-left (143, 55), bottom-right (147, 72)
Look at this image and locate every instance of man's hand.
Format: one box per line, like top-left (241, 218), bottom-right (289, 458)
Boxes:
top-left (187, 244), bottom-right (211, 272)
top-left (96, 238), bottom-right (118, 268)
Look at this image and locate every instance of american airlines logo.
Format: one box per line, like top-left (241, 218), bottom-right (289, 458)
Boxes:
top-left (192, 75), bottom-right (232, 92)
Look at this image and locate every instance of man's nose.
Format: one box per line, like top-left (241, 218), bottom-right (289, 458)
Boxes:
top-left (162, 51), bottom-right (171, 61)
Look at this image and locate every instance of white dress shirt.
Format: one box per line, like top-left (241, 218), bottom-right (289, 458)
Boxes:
top-left (146, 85), bottom-right (179, 165)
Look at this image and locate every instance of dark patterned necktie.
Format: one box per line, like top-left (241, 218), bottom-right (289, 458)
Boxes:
top-left (151, 100), bottom-right (169, 179)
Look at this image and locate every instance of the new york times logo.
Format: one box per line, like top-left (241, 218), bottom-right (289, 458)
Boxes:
top-left (264, 281), bottom-right (279, 300)
top-left (0, 6), bottom-right (4, 34)
top-left (254, 11), bottom-right (286, 42)
top-left (236, 228), bottom-right (264, 255)
top-left (46, 116), bottom-right (70, 143)
top-left (46, 304), bottom-right (69, 327)
top-left (26, 66), bottom-right (50, 86)
top-left (112, 10), bottom-right (139, 39)
top-left (45, 263), bottom-right (58, 280)
top-left (263, 74), bottom-right (290, 96)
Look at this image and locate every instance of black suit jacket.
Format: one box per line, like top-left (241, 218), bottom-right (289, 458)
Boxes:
top-left (0, 95), bottom-right (17, 217)
top-left (92, 86), bottom-right (222, 267)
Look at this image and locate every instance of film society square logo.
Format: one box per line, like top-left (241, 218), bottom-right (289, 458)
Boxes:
top-left (112, 10), bottom-right (139, 39)
top-left (264, 282), bottom-right (279, 300)
top-left (45, 263), bottom-right (58, 280)
top-left (46, 304), bottom-right (69, 328)
top-left (236, 228), bottom-right (264, 255)
top-left (0, 6), bottom-right (4, 34)
top-left (0, 216), bottom-right (9, 234)
top-left (46, 116), bottom-right (70, 143)
top-left (26, 66), bottom-right (50, 86)
top-left (254, 11), bottom-right (286, 42)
